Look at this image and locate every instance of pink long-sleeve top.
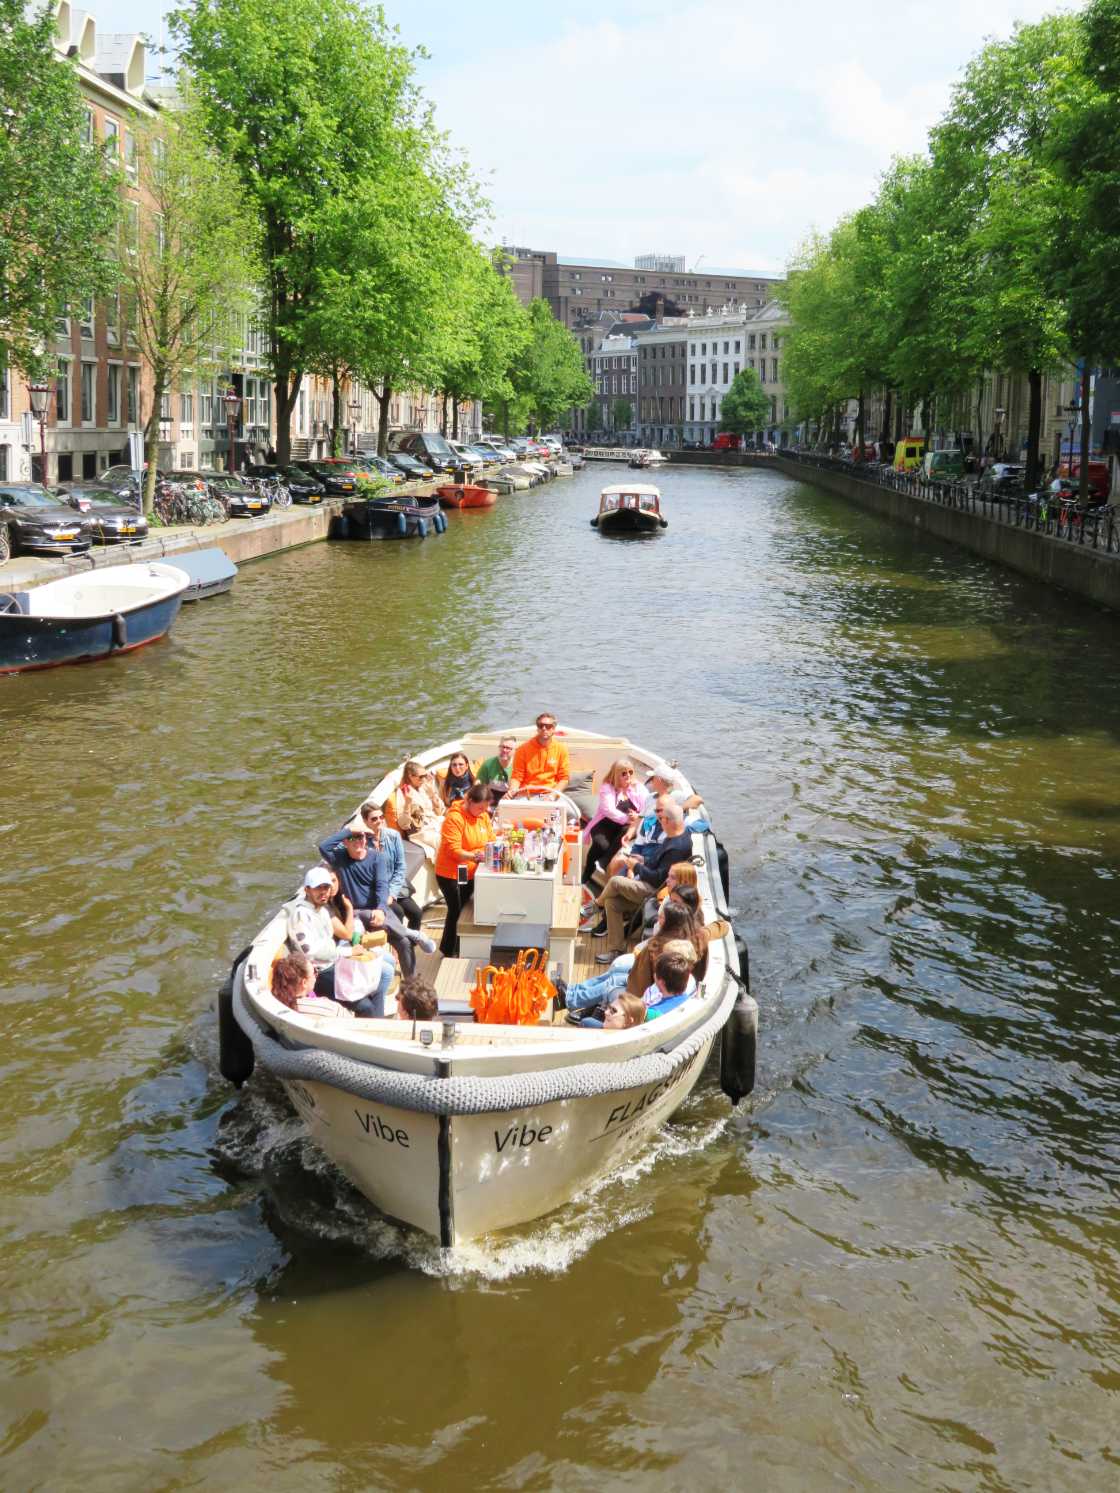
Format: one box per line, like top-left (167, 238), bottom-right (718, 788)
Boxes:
top-left (583, 781), bottom-right (649, 842)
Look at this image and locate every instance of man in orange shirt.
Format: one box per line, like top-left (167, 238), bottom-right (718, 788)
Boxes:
top-left (508, 713), bottom-right (570, 798)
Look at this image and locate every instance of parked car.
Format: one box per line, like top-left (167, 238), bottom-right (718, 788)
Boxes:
top-left (162, 469), bottom-right (212, 493)
top-left (244, 463), bottom-right (326, 503)
top-left (474, 440), bottom-right (516, 463)
top-left (893, 437), bottom-right (926, 473)
top-left (57, 485), bottom-right (148, 543)
top-left (1056, 456), bottom-right (1111, 503)
top-left (448, 440), bottom-right (485, 473)
top-left (712, 432), bottom-right (741, 451)
top-left (387, 430), bottom-right (459, 473)
top-left (0, 483), bottom-right (92, 559)
top-left (206, 473), bottom-right (272, 517)
top-left (979, 462), bottom-right (1024, 496)
top-left (298, 460), bottom-right (362, 495)
top-left (387, 452), bottom-right (432, 481)
top-left (922, 449), bottom-right (965, 482)
top-left (353, 454), bottom-right (404, 484)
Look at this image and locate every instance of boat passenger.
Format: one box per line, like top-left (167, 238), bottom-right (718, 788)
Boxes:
top-left (434, 783), bottom-right (496, 957)
top-left (438, 751), bottom-right (476, 806)
top-left (627, 901), bottom-right (706, 994)
top-left (321, 804), bottom-right (427, 940)
top-left (323, 869), bottom-right (356, 943)
top-left (598, 791), bottom-right (670, 887)
top-left (396, 975), bottom-right (438, 1022)
top-left (563, 901), bottom-right (697, 1022)
top-left (579, 992), bottom-right (647, 1030)
top-left (476, 735), bottom-right (517, 805)
top-left (508, 713), bottom-right (570, 799)
top-left (642, 860), bottom-right (698, 934)
top-left (595, 801), bottom-right (694, 963)
top-left (318, 825), bottom-right (429, 976)
top-left (644, 760), bottom-right (705, 817)
top-left (643, 949), bottom-right (697, 1017)
top-left (271, 950), bottom-right (353, 1019)
top-left (582, 758), bottom-right (648, 887)
top-left (392, 759), bottom-right (445, 858)
top-left (282, 867), bottom-right (342, 996)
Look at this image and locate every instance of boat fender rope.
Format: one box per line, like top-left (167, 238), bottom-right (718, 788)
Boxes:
top-left (232, 973), bottom-right (744, 1116)
top-left (111, 612), bottom-right (127, 649)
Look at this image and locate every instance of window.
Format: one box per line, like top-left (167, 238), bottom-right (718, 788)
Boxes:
top-left (82, 107), bottom-right (94, 146)
top-left (106, 365), bottom-right (121, 424)
top-left (106, 292), bottom-right (120, 342)
top-left (723, 341), bottom-right (729, 354)
top-left (773, 335), bottom-right (781, 349)
top-left (125, 131), bottom-right (137, 180)
top-left (772, 358), bottom-right (779, 381)
top-left (748, 334), bottom-right (756, 350)
top-left (127, 366), bottom-right (139, 425)
top-left (0, 357), bottom-right (7, 420)
top-left (125, 200), bottom-right (139, 253)
top-left (701, 343), bottom-right (707, 356)
top-left (689, 399), bottom-right (695, 421)
top-left (734, 340), bottom-right (741, 354)
top-left (689, 365), bottom-right (695, 385)
top-left (81, 362), bottom-right (95, 423)
top-left (180, 391), bottom-right (193, 423)
top-left (103, 117), bottom-right (120, 159)
top-left (56, 303), bottom-right (70, 336)
top-left (723, 363), bottom-right (729, 383)
top-left (758, 364), bottom-right (766, 384)
top-left (759, 334), bottom-right (767, 351)
top-left (160, 390), bottom-right (171, 420)
top-left (200, 382), bottom-right (215, 427)
top-left (56, 359), bottom-right (72, 423)
top-left (79, 296), bottom-right (94, 337)
top-left (700, 364), bottom-right (706, 383)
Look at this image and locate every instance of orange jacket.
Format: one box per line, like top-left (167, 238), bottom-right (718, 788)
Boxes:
top-left (434, 801), bottom-right (494, 881)
top-left (511, 738), bottom-right (570, 792)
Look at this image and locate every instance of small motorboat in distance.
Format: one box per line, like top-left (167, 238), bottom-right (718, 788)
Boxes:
top-left (436, 484), bottom-right (498, 510)
top-left (0, 561), bottom-right (190, 674)
top-left (591, 483), bottom-right (668, 535)
top-left (339, 494), bottom-right (447, 540)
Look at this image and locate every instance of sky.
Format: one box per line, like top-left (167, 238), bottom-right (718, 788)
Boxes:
top-left (102, 0), bottom-right (1070, 273)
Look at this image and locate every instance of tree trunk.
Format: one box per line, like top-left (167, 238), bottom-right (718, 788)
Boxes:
top-left (330, 368), bottom-right (343, 457)
top-left (856, 387), bottom-right (865, 450)
top-left (1025, 368), bottom-right (1043, 490)
top-left (878, 389), bottom-right (892, 448)
top-left (440, 392), bottom-right (448, 437)
top-left (1079, 363), bottom-right (1092, 504)
top-left (272, 347), bottom-right (300, 466)
top-left (452, 398), bottom-right (460, 441)
top-left (922, 396), bottom-right (934, 453)
top-left (142, 370), bottom-right (166, 517)
top-left (375, 383), bottom-right (392, 456)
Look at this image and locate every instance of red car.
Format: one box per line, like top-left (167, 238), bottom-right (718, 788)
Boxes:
top-left (1057, 457), bottom-right (1111, 502)
top-left (712, 432), bottom-right (741, 451)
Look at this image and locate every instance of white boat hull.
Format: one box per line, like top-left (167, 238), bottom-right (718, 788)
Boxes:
top-left (280, 1034), bottom-right (713, 1243)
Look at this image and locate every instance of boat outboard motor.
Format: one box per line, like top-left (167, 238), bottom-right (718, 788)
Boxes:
top-left (218, 947), bottom-right (255, 1087)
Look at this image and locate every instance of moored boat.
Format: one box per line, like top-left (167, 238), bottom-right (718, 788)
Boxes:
top-left (591, 483), bottom-right (668, 534)
top-left (0, 561), bottom-right (189, 674)
top-left (223, 725), bottom-right (756, 1246)
top-left (339, 494), bottom-right (447, 540)
top-left (172, 547), bottom-right (237, 602)
top-left (436, 484), bottom-right (498, 510)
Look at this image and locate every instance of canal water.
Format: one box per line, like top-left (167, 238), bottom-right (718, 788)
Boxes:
top-left (3, 463), bottom-right (1119, 1489)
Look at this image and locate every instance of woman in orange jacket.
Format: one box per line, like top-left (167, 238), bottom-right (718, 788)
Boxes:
top-left (434, 783), bottom-right (496, 957)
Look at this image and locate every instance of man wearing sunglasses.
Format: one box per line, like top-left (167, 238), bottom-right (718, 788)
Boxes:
top-left (508, 714), bottom-right (570, 799)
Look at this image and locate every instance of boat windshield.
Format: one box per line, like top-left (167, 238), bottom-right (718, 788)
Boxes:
top-left (639, 493), bottom-right (658, 511)
top-left (602, 493), bottom-right (620, 511)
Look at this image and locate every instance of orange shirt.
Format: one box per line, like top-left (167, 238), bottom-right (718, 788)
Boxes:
top-left (434, 802), bottom-right (494, 881)
top-left (511, 737), bottom-right (570, 792)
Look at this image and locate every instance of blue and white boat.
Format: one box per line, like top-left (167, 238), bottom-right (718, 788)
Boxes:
top-left (0, 561), bottom-right (189, 675)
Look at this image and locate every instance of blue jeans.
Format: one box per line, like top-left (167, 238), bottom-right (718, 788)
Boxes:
top-left (565, 955), bottom-right (634, 1013)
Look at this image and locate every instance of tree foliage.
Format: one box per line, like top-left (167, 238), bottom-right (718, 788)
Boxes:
top-left (122, 92), bottom-right (259, 509)
top-left (0, 0), bottom-right (120, 376)
top-left (506, 299), bottom-right (592, 432)
top-left (719, 368), bottom-right (770, 436)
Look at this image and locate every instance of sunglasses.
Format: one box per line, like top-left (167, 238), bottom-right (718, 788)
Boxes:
top-left (537, 721), bottom-right (556, 729)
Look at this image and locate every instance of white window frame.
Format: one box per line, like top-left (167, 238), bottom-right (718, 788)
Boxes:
top-left (106, 363), bottom-right (121, 425)
top-left (56, 358), bottom-right (73, 426)
top-left (80, 361), bottom-right (96, 425)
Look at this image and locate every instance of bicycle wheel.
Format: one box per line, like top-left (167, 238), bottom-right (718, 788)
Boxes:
top-left (272, 482), bottom-right (292, 509)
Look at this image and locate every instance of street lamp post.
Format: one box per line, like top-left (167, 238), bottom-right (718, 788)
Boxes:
top-left (1064, 400), bottom-right (1080, 479)
top-left (348, 399), bottom-right (362, 456)
top-left (27, 380), bottom-right (51, 482)
top-left (993, 406), bottom-right (1005, 462)
top-left (223, 387), bottom-right (241, 473)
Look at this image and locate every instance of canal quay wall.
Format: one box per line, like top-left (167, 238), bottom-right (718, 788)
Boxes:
top-left (777, 455), bottom-right (1120, 615)
top-left (664, 451), bottom-right (778, 469)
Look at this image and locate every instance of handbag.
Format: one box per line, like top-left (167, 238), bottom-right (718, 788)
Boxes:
top-left (333, 948), bottom-right (388, 1005)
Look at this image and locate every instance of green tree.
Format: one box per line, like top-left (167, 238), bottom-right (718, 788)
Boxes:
top-left (435, 252), bottom-right (530, 441)
top-left (509, 299), bottom-right (592, 431)
top-left (719, 367), bottom-right (770, 437)
top-left (0, 0), bottom-right (119, 375)
top-left (612, 397), bottom-right (633, 430)
top-left (171, 0), bottom-right (421, 462)
top-left (123, 93), bottom-right (259, 511)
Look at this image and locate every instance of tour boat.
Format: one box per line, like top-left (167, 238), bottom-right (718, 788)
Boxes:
top-left (339, 494), bottom-right (447, 540)
top-left (221, 725), bottom-right (756, 1246)
top-left (591, 483), bottom-right (668, 535)
top-left (0, 561), bottom-right (190, 674)
top-left (436, 484), bottom-right (499, 510)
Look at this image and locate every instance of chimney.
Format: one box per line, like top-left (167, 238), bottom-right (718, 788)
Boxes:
top-left (655, 295), bottom-right (665, 325)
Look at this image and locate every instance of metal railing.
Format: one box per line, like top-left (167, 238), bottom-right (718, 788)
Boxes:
top-left (781, 451), bottom-right (1120, 558)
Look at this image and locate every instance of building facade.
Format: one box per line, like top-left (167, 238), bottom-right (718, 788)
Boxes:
top-left (683, 301), bottom-right (791, 445)
top-left (636, 325), bottom-right (689, 447)
top-left (588, 334), bottom-right (638, 438)
top-left (501, 247), bottom-right (780, 330)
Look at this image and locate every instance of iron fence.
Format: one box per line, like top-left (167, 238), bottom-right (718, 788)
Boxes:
top-left (781, 452), bottom-right (1120, 558)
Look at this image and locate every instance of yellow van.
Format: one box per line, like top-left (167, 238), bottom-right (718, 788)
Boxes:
top-left (893, 437), bottom-right (926, 472)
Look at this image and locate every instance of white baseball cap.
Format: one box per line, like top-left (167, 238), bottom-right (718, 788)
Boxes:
top-left (304, 867), bottom-right (334, 889)
top-left (645, 760), bottom-right (683, 791)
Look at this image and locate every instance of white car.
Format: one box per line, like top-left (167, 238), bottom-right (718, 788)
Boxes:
top-left (475, 440), bottom-right (516, 462)
top-left (448, 441), bottom-right (485, 472)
